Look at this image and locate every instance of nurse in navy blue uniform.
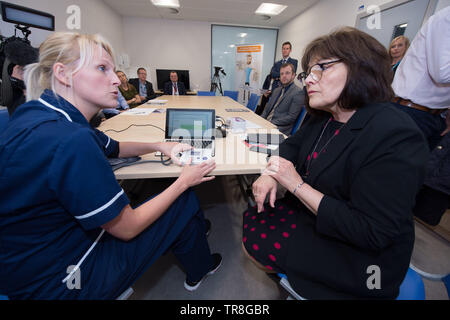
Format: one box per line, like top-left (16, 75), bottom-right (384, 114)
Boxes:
top-left (0, 32), bottom-right (221, 299)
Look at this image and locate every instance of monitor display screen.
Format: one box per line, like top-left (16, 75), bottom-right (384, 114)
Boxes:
top-left (156, 69), bottom-right (190, 91)
top-left (1, 1), bottom-right (55, 31)
top-left (165, 109), bottom-right (214, 139)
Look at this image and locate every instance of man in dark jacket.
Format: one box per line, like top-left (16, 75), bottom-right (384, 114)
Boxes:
top-left (164, 71), bottom-right (186, 95)
top-left (129, 67), bottom-right (156, 103)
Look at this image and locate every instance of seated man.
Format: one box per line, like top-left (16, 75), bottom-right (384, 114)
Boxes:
top-left (164, 71), bottom-right (186, 96)
top-left (261, 63), bottom-right (305, 136)
top-left (129, 67), bottom-right (157, 103)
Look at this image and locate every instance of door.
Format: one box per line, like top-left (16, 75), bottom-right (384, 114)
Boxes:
top-left (356, 0), bottom-right (435, 48)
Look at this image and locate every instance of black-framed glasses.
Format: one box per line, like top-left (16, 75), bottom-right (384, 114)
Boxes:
top-left (299, 59), bottom-right (342, 82)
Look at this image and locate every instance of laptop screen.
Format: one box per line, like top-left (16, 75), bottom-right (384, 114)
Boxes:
top-left (165, 108), bottom-right (215, 140)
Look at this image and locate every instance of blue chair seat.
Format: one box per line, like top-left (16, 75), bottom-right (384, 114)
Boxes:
top-left (278, 265), bottom-right (449, 300)
top-left (0, 109), bottom-right (9, 129)
top-left (224, 90), bottom-right (238, 101)
top-left (246, 93), bottom-right (259, 112)
top-left (290, 107), bottom-right (306, 135)
top-left (0, 286), bottom-right (134, 300)
top-left (197, 91), bottom-right (215, 96)
top-left (397, 267), bottom-right (425, 300)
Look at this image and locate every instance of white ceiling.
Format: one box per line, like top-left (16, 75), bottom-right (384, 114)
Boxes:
top-left (103, 0), bottom-right (319, 27)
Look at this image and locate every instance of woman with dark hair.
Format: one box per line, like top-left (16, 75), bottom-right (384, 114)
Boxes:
top-left (242, 27), bottom-right (428, 299)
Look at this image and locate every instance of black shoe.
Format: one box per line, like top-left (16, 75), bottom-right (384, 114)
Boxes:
top-left (205, 219), bottom-right (211, 237)
top-left (184, 253), bottom-right (222, 291)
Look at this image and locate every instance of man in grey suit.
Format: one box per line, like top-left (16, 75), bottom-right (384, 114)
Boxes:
top-left (261, 63), bottom-right (305, 136)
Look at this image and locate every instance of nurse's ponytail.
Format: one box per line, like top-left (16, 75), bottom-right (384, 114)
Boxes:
top-left (24, 63), bottom-right (42, 101)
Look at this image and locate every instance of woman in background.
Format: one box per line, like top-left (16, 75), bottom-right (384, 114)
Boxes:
top-left (117, 70), bottom-right (141, 108)
top-left (389, 35), bottom-right (410, 76)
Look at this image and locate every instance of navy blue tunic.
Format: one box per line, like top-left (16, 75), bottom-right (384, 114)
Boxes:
top-left (0, 90), bottom-right (130, 298)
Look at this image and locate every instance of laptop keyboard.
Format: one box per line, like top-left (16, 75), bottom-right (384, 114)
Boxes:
top-left (166, 139), bottom-right (213, 149)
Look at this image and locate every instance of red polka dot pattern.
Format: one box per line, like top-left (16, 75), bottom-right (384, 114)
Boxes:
top-left (242, 201), bottom-right (298, 274)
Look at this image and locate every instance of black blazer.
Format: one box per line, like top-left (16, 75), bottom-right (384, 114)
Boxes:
top-left (278, 102), bottom-right (428, 299)
top-left (129, 78), bottom-right (157, 101)
top-left (163, 81), bottom-right (186, 95)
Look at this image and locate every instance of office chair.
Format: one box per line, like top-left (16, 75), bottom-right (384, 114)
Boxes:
top-left (197, 91), bottom-right (215, 96)
top-left (0, 109), bottom-right (9, 129)
top-left (278, 263), bottom-right (450, 300)
top-left (116, 287), bottom-right (134, 300)
top-left (407, 263), bottom-right (450, 299)
top-left (224, 90), bottom-right (238, 102)
top-left (0, 287), bottom-right (134, 300)
top-left (246, 93), bottom-right (259, 112)
top-left (290, 107), bottom-right (307, 135)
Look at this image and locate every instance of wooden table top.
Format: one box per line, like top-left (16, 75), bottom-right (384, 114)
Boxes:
top-left (99, 95), bottom-right (280, 179)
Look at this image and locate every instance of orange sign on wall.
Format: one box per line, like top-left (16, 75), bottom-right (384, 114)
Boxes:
top-left (236, 45), bottom-right (262, 53)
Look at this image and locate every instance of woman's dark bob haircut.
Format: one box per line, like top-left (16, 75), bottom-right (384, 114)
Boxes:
top-left (301, 27), bottom-right (394, 116)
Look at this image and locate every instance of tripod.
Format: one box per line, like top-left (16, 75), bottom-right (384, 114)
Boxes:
top-left (210, 73), bottom-right (223, 95)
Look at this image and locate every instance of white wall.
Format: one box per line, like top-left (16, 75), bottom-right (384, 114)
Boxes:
top-left (122, 17), bottom-right (211, 91)
top-left (277, 0), bottom-right (392, 69)
top-left (278, 0), bottom-right (449, 71)
top-left (0, 0), bottom-right (125, 59)
top-left (436, 0), bottom-right (450, 11)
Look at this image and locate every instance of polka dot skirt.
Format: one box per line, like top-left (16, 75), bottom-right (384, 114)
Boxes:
top-left (242, 201), bottom-right (297, 273)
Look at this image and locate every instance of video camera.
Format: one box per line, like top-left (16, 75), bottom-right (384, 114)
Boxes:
top-left (0, 1), bottom-right (54, 114)
top-left (214, 66), bottom-right (226, 77)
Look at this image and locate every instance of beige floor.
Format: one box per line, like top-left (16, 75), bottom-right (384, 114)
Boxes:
top-left (130, 176), bottom-right (450, 300)
top-left (411, 211), bottom-right (450, 300)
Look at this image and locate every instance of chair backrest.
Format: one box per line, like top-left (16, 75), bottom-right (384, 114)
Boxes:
top-left (246, 93), bottom-right (259, 112)
top-left (443, 274), bottom-right (450, 298)
top-left (279, 267), bottom-right (428, 300)
top-left (197, 91), bottom-right (215, 96)
top-left (397, 267), bottom-right (425, 300)
top-left (0, 109), bottom-right (9, 130)
top-left (224, 90), bottom-right (238, 102)
top-left (290, 107), bottom-right (307, 135)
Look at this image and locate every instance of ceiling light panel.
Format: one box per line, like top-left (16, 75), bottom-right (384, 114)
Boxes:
top-left (255, 3), bottom-right (287, 16)
top-left (151, 0), bottom-right (180, 8)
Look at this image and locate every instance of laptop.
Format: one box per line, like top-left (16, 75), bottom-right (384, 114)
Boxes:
top-left (164, 108), bottom-right (215, 162)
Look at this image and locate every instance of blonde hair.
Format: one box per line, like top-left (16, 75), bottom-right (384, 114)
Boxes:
top-left (24, 32), bottom-right (115, 101)
top-left (388, 35), bottom-right (410, 62)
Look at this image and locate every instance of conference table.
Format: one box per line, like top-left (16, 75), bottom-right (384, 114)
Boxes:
top-left (98, 95), bottom-right (281, 180)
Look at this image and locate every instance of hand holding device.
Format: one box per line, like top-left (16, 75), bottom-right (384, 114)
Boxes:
top-left (179, 150), bottom-right (212, 165)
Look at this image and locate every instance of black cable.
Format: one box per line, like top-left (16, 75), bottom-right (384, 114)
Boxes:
top-left (103, 123), bottom-right (165, 134)
top-left (105, 124), bottom-right (178, 171)
top-left (109, 154), bottom-right (173, 172)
